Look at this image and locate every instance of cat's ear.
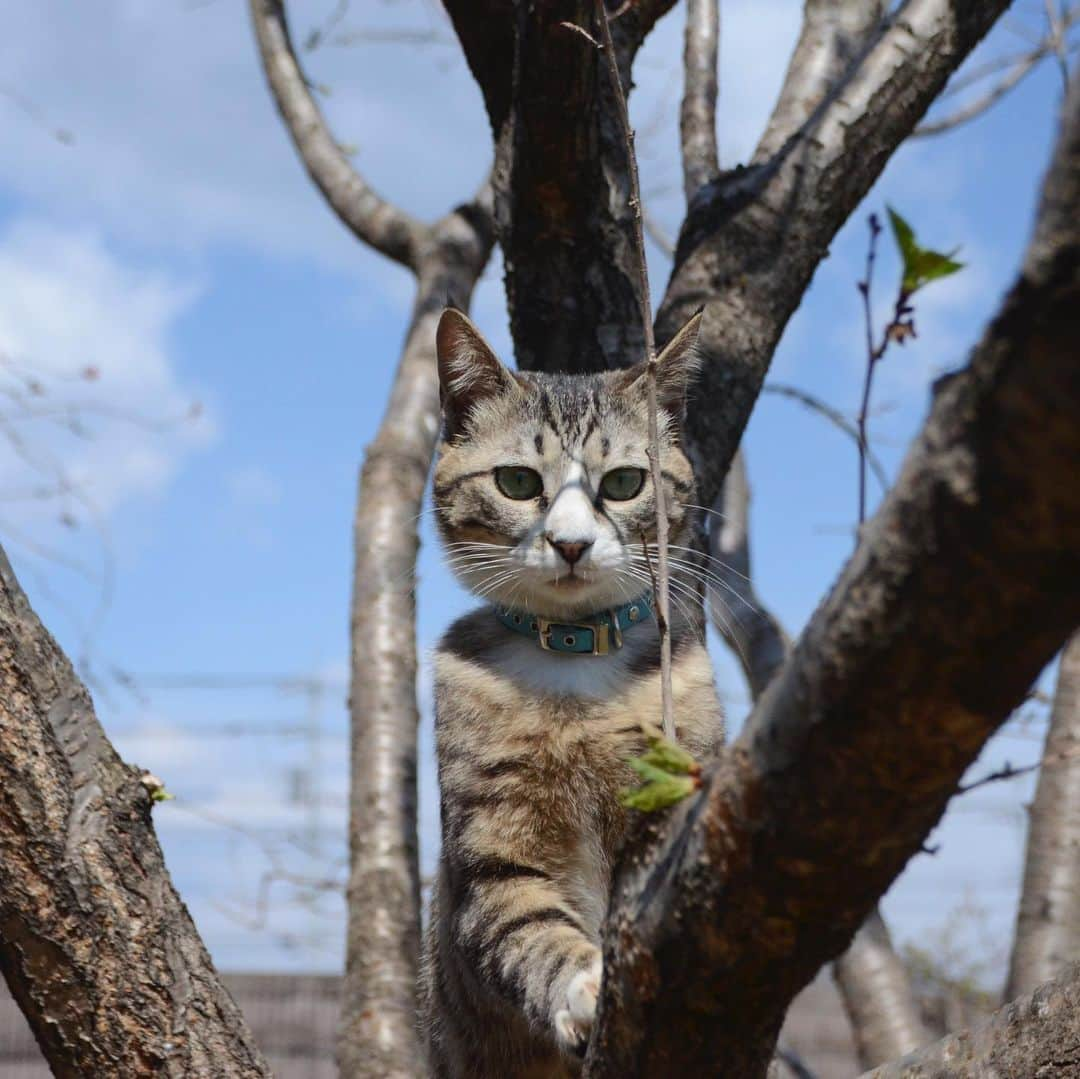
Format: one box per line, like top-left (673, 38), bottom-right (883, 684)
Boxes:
top-left (619, 311), bottom-right (704, 417)
top-left (436, 308), bottom-right (517, 437)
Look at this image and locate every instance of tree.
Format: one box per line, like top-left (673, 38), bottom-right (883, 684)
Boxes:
top-left (1, 1), bottom-right (1078, 1077)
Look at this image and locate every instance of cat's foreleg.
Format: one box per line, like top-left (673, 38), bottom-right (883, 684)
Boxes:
top-left (452, 873), bottom-right (602, 1057)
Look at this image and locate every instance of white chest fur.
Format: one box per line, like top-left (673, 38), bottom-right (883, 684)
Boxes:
top-left (489, 622), bottom-right (654, 700)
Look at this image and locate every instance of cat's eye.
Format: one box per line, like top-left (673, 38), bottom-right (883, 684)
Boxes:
top-left (494, 466), bottom-right (543, 500)
top-left (600, 467), bottom-right (646, 501)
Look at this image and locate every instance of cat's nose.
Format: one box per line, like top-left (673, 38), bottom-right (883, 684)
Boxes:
top-left (547, 537), bottom-right (593, 565)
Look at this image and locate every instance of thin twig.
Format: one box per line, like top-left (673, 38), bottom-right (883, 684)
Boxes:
top-left (592, 0), bottom-right (675, 741)
top-left (856, 213), bottom-right (883, 526)
top-left (763, 382), bottom-right (890, 492)
top-left (855, 213), bottom-right (915, 531)
top-left (956, 760), bottom-right (1041, 795)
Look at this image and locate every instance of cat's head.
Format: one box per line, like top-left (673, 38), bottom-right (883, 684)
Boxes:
top-left (432, 308), bottom-right (702, 620)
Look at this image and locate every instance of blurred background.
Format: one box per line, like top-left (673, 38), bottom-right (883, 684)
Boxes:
top-left (0, 2), bottom-right (1073, 1069)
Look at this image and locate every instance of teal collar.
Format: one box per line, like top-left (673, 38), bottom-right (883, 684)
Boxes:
top-left (495, 592), bottom-right (654, 656)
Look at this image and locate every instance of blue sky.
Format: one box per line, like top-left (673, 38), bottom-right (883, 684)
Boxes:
top-left (0, 0), bottom-right (1072, 980)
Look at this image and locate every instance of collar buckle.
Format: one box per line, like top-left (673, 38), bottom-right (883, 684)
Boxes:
top-left (537, 617), bottom-right (611, 656)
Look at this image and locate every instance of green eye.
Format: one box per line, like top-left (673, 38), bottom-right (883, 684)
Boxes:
top-left (494, 466), bottom-right (543, 500)
top-left (600, 467), bottom-right (646, 501)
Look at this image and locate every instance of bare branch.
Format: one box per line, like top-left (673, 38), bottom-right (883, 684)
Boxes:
top-left (710, 448), bottom-right (791, 700)
top-left (763, 382), bottom-right (890, 493)
top-left (834, 911), bottom-right (932, 1069)
top-left (913, 48), bottom-right (1047, 136)
top-left (643, 204), bottom-right (676, 256)
top-left (249, 0), bottom-right (425, 270)
top-left (339, 189), bottom-right (495, 1079)
top-left (586, 82), bottom-right (1080, 1076)
top-left (662, 0), bottom-right (1012, 510)
top-left (862, 962), bottom-right (1080, 1078)
top-left (1006, 629), bottom-right (1080, 1000)
top-left (680, 0), bottom-right (720, 201)
top-left (0, 547), bottom-right (270, 1075)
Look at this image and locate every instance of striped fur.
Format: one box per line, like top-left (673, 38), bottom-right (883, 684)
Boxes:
top-left (420, 311), bottom-right (724, 1077)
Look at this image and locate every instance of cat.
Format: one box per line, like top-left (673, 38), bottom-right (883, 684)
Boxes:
top-left (419, 308), bottom-right (725, 1078)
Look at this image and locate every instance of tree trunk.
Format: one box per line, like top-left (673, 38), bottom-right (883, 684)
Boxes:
top-left (0, 547), bottom-right (271, 1078)
top-left (1006, 629), bottom-right (1080, 1000)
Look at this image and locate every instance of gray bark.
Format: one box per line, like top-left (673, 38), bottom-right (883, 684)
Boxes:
top-left (835, 911), bottom-right (932, 1069)
top-left (1006, 629), bottom-right (1080, 1000)
top-left (0, 547), bottom-right (271, 1078)
top-left (680, 0), bottom-right (720, 201)
top-left (863, 962), bottom-right (1080, 1078)
top-left (585, 80), bottom-right (1080, 1077)
top-left (248, 3), bottom-right (496, 1074)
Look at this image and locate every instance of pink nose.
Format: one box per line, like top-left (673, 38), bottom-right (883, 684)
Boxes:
top-left (548, 538), bottom-right (592, 565)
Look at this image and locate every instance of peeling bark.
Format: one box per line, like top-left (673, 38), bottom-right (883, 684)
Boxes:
top-left (585, 82), bottom-right (1080, 1077)
top-left (863, 962), bottom-right (1080, 1078)
top-left (0, 548), bottom-right (270, 1078)
top-left (1006, 629), bottom-right (1080, 1001)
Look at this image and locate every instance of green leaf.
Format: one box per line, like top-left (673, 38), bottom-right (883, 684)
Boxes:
top-left (886, 206), bottom-right (964, 294)
top-left (641, 738), bottom-right (699, 776)
top-left (627, 757), bottom-right (674, 785)
top-left (619, 775), bottom-right (697, 812)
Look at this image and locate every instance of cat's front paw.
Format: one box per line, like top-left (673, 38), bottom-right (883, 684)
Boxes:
top-left (553, 952), bottom-right (602, 1058)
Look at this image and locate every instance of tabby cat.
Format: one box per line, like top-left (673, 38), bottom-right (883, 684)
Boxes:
top-left (419, 309), bottom-right (724, 1078)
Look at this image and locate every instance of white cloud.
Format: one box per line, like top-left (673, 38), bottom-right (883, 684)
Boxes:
top-left (0, 218), bottom-right (212, 530)
top-left (0, 0), bottom-right (490, 277)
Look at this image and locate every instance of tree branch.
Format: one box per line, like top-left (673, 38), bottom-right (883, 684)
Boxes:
top-left (754, 0), bottom-right (888, 164)
top-left (1006, 629), bottom-right (1080, 1000)
top-left (339, 189), bottom-right (495, 1079)
top-left (249, 0), bottom-right (425, 270)
top-left (585, 81), bottom-right (1080, 1077)
top-left (710, 448), bottom-right (791, 700)
top-left (0, 547), bottom-right (270, 1076)
top-left (861, 962), bottom-right (1080, 1077)
top-left (712, 452), bottom-right (922, 1068)
top-left (834, 910), bottom-right (932, 1069)
top-left (680, 0), bottom-right (720, 201)
top-left (663, 0), bottom-right (1011, 509)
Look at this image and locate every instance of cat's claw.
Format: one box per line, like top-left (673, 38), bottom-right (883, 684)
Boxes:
top-left (554, 954), bottom-right (602, 1058)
